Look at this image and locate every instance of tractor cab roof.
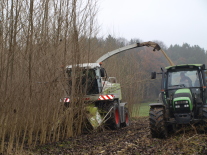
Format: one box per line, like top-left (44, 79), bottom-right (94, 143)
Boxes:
top-left (165, 64), bottom-right (205, 71)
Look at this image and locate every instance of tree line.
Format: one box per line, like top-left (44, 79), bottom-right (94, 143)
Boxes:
top-left (166, 43), bottom-right (206, 65)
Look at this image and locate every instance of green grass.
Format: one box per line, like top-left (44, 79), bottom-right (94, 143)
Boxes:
top-left (131, 102), bottom-right (151, 117)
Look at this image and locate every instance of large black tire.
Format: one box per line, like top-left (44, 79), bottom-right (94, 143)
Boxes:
top-left (203, 108), bottom-right (207, 120)
top-left (122, 107), bottom-right (130, 127)
top-left (106, 102), bottom-right (120, 130)
top-left (149, 107), bottom-right (168, 138)
top-left (202, 107), bottom-right (207, 131)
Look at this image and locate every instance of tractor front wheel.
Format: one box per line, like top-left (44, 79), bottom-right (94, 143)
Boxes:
top-left (149, 107), bottom-right (168, 138)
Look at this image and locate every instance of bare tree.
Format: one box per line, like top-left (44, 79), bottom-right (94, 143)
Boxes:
top-left (0, 0), bottom-right (99, 153)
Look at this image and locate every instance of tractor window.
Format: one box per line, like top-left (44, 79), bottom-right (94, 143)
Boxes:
top-left (168, 70), bottom-right (200, 88)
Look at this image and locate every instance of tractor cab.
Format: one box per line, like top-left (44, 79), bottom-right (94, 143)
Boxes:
top-left (150, 64), bottom-right (207, 138)
top-left (163, 64), bottom-right (207, 124)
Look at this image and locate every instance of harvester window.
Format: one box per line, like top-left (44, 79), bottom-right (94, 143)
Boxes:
top-left (100, 68), bottom-right (105, 77)
top-left (108, 77), bottom-right (117, 83)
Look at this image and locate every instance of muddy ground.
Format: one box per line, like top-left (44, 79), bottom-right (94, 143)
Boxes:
top-left (34, 117), bottom-right (207, 155)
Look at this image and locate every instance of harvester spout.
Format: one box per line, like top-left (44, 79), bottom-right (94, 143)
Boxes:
top-left (138, 41), bottom-right (161, 51)
top-left (138, 41), bottom-right (175, 66)
top-left (96, 41), bottom-right (175, 66)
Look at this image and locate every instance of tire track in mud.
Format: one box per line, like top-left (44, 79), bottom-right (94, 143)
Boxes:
top-left (95, 119), bottom-right (149, 154)
top-left (35, 117), bottom-right (207, 155)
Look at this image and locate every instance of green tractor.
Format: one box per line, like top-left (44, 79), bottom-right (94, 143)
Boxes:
top-left (150, 64), bottom-right (207, 138)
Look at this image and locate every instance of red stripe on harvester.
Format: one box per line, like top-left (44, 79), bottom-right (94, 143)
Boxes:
top-left (64, 98), bottom-right (70, 102)
top-left (98, 95), bottom-right (114, 100)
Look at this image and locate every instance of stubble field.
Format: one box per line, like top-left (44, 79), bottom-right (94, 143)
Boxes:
top-left (33, 117), bottom-right (207, 155)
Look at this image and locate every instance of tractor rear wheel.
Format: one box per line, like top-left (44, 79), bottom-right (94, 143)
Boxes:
top-left (202, 107), bottom-right (207, 131)
top-left (106, 102), bottom-right (120, 130)
top-left (149, 107), bottom-right (168, 138)
top-left (122, 107), bottom-right (130, 127)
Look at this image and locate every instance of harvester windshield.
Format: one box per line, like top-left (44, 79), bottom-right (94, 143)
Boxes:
top-left (66, 68), bottom-right (99, 94)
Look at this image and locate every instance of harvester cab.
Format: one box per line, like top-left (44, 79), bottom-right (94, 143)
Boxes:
top-left (63, 62), bottom-right (127, 130)
top-left (64, 63), bottom-right (122, 98)
top-left (150, 64), bottom-right (207, 138)
top-left (65, 63), bottom-right (104, 95)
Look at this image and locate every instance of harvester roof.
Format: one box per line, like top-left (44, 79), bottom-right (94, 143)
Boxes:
top-left (66, 63), bottom-right (100, 69)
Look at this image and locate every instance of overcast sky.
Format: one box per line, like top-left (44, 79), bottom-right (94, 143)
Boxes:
top-left (97, 0), bottom-right (207, 50)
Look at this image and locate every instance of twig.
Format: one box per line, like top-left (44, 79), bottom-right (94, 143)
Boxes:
top-left (185, 134), bottom-right (198, 142)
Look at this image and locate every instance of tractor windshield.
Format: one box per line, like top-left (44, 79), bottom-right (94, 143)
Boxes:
top-left (167, 70), bottom-right (200, 89)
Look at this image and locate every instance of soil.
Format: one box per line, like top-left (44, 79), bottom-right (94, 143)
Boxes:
top-left (34, 117), bottom-right (207, 155)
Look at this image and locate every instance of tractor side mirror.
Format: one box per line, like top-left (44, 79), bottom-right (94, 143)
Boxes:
top-left (151, 72), bottom-right (156, 79)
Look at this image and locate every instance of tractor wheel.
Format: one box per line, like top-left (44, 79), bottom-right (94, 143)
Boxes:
top-left (202, 107), bottom-right (207, 131)
top-left (106, 102), bottom-right (120, 130)
top-left (122, 107), bottom-right (130, 127)
top-left (149, 107), bottom-right (168, 138)
top-left (203, 107), bottom-right (207, 120)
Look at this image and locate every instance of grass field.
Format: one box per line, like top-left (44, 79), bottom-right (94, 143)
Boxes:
top-left (131, 102), bottom-right (151, 117)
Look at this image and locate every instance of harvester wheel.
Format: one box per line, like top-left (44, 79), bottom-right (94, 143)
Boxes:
top-left (149, 107), bottom-right (168, 138)
top-left (106, 102), bottom-right (120, 130)
top-left (122, 107), bottom-right (130, 127)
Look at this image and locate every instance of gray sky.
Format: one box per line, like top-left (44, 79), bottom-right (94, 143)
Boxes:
top-left (98, 0), bottom-right (207, 50)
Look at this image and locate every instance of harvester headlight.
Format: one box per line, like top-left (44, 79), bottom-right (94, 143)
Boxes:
top-left (183, 101), bottom-right (188, 104)
top-left (184, 104), bottom-right (189, 107)
top-left (175, 101), bottom-right (178, 104)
